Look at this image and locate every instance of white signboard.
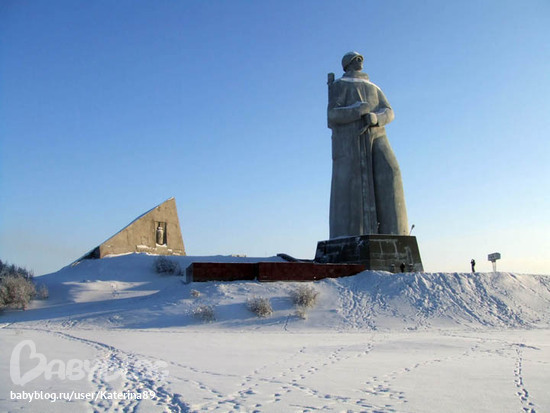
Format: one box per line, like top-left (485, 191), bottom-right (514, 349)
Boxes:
top-left (488, 252), bottom-right (501, 262)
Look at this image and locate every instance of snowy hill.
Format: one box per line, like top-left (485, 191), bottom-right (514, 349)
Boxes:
top-left (3, 254), bottom-right (550, 413)
top-left (6, 253), bottom-right (549, 331)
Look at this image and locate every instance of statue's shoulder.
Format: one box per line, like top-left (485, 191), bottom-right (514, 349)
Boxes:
top-left (338, 71), bottom-right (372, 85)
top-left (343, 71), bottom-right (369, 80)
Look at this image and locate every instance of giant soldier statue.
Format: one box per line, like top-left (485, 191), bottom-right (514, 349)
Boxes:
top-left (315, 51), bottom-right (423, 272)
top-left (328, 51), bottom-right (409, 238)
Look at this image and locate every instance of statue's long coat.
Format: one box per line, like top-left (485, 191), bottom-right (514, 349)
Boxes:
top-left (328, 71), bottom-right (409, 238)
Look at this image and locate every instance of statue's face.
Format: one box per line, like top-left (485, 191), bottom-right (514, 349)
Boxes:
top-left (347, 56), bottom-right (363, 72)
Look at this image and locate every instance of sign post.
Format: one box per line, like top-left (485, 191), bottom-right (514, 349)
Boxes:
top-left (488, 252), bottom-right (501, 272)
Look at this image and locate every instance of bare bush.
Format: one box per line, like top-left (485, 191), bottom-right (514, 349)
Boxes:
top-left (0, 276), bottom-right (36, 310)
top-left (192, 305), bottom-right (215, 322)
top-left (290, 285), bottom-right (319, 309)
top-left (0, 286), bottom-right (5, 309)
top-left (36, 284), bottom-right (49, 299)
top-left (247, 296), bottom-right (273, 318)
top-left (154, 256), bottom-right (182, 275)
top-left (294, 307), bottom-right (308, 320)
top-left (0, 259), bottom-right (33, 280)
top-left (190, 289), bottom-right (201, 298)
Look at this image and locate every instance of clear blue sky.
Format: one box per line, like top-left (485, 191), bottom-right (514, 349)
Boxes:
top-left (1, 0), bottom-right (549, 275)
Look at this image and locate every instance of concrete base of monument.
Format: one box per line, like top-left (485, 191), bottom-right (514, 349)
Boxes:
top-left (314, 235), bottom-right (424, 273)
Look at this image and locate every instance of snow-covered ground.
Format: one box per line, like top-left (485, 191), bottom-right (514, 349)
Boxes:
top-left (1, 254), bottom-right (550, 412)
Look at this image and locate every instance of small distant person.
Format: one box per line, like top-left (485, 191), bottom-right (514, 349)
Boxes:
top-left (400, 262), bottom-right (406, 273)
top-left (471, 259), bottom-right (476, 273)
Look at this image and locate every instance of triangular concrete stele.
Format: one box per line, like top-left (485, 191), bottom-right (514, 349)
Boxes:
top-left (83, 198), bottom-right (186, 259)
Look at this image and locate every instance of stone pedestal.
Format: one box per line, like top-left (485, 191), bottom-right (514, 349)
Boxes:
top-left (314, 235), bottom-right (423, 273)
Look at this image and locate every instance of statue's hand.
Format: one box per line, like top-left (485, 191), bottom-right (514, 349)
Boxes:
top-left (358, 102), bottom-right (371, 115)
top-left (366, 112), bottom-right (378, 126)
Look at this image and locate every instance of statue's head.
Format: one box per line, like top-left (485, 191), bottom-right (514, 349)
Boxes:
top-left (342, 51), bottom-right (363, 72)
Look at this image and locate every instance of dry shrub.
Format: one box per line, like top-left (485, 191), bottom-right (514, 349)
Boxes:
top-left (247, 296), bottom-right (273, 318)
top-left (190, 289), bottom-right (201, 298)
top-left (36, 284), bottom-right (49, 299)
top-left (192, 305), bottom-right (215, 322)
top-left (290, 285), bottom-right (319, 309)
top-left (154, 256), bottom-right (182, 275)
top-left (0, 276), bottom-right (36, 310)
top-left (0, 260), bottom-right (33, 279)
top-left (294, 307), bottom-right (308, 320)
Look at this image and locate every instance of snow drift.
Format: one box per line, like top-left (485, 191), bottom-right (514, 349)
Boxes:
top-left (8, 254), bottom-right (550, 331)
top-left (3, 254), bottom-right (550, 413)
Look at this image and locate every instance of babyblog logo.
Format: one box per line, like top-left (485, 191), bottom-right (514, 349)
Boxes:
top-left (10, 340), bottom-right (168, 386)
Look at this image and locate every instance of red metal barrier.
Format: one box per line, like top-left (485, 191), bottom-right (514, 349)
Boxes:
top-left (258, 262), bottom-right (366, 282)
top-left (187, 261), bottom-right (367, 282)
top-left (187, 262), bottom-right (258, 282)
